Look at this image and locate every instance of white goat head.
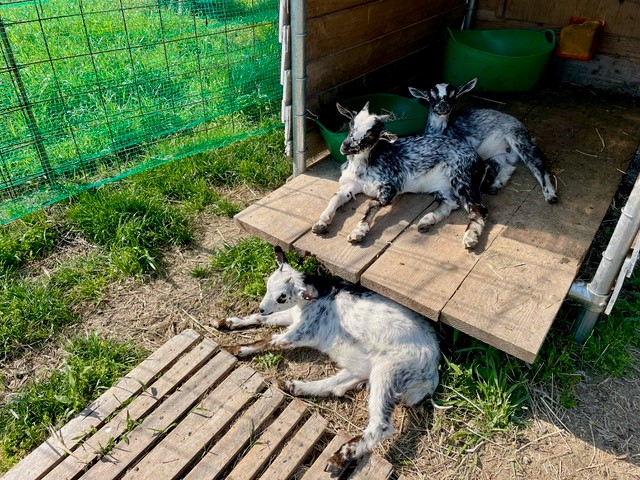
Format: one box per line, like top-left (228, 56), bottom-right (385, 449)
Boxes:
top-left (336, 102), bottom-right (398, 156)
top-left (259, 246), bottom-right (318, 315)
top-left (409, 77), bottom-right (477, 118)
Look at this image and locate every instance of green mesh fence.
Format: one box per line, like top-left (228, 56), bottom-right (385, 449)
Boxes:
top-left (0, 0), bottom-right (281, 224)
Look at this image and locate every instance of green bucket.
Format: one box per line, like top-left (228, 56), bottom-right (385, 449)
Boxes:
top-left (443, 28), bottom-right (555, 92)
top-left (316, 94), bottom-right (429, 163)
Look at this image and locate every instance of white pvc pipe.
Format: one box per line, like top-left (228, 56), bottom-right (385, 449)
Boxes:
top-left (290, 0), bottom-right (306, 176)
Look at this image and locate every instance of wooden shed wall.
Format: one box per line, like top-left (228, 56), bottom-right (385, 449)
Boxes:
top-left (477, 0), bottom-right (640, 96)
top-left (305, 0), bottom-right (466, 112)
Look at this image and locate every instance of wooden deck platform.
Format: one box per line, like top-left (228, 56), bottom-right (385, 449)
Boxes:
top-left (3, 330), bottom-right (395, 480)
top-left (236, 86), bottom-right (640, 363)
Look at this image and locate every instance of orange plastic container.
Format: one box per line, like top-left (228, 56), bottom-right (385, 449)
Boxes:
top-left (555, 17), bottom-right (605, 61)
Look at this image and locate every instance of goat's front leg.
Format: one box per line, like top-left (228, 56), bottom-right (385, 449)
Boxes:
top-left (417, 198), bottom-right (459, 232)
top-left (212, 310), bottom-right (294, 330)
top-left (312, 181), bottom-right (362, 234)
top-left (347, 198), bottom-right (382, 243)
top-left (347, 186), bottom-right (396, 243)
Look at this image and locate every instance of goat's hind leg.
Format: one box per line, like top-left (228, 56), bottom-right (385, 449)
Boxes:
top-left (213, 310), bottom-right (293, 330)
top-left (282, 369), bottom-right (365, 397)
top-left (512, 134), bottom-right (558, 204)
top-left (326, 368), bottom-right (399, 473)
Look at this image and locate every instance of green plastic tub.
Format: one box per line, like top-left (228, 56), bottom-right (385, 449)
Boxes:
top-left (316, 94), bottom-right (429, 162)
top-left (443, 28), bottom-right (555, 92)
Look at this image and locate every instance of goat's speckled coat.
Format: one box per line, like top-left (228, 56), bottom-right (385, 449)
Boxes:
top-left (313, 103), bottom-right (489, 248)
top-left (409, 80), bottom-right (558, 204)
top-left (214, 247), bottom-right (441, 473)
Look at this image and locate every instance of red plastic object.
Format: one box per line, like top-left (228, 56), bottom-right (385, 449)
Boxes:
top-left (555, 16), bottom-right (605, 61)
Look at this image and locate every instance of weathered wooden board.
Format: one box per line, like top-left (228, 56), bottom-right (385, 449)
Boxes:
top-left (361, 167), bottom-right (537, 319)
top-left (307, 0), bottom-right (458, 61)
top-left (234, 159), bottom-right (341, 250)
top-left (122, 368), bottom-right (265, 480)
top-left (307, 7), bottom-right (464, 95)
top-left (295, 190), bottom-right (435, 283)
top-left (2, 329), bottom-right (202, 480)
top-left (225, 399), bottom-right (308, 480)
top-left (259, 414), bottom-right (328, 480)
top-left (80, 352), bottom-right (238, 479)
top-left (183, 388), bottom-right (285, 480)
top-left (349, 452), bottom-right (394, 480)
top-left (45, 337), bottom-right (218, 480)
top-left (300, 432), bottom-right (350, 480)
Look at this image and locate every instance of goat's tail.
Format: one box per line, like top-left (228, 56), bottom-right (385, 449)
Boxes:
top-left (507, 130), bottom-right (558, 204)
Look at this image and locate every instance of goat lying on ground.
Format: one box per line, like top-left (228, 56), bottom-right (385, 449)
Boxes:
top-left (213, 246), bottom-right (441, 473)
top-left (409, 78), bottom-right (558, 204)
top-left (312, 102), bottom-right (489, 249)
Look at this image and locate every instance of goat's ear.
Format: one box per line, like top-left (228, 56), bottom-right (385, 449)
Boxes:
top-left (361, 101), bottom-right (370, 113)
top-left (456, 78), bottom-right (477, 97)
top-left (297, 284), bottom-right (319, 301)
top-left (274, 245), bottom-right (288, 268)
top-left (379, 130), bottom-right (398, 144)
top-left (336, 102), bottom-right (354, 119)
top-left (408, 87), bottom-right (428, 100)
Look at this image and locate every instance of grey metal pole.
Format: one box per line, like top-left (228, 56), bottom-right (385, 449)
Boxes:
top-left (570, 174), bottom-right (640, 342)
top-left (290, 0), bottom-right (306, 176)
top-left (462, 0), bottom-right (478, 30)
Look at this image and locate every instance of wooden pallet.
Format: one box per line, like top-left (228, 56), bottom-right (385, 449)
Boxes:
top-left (235, 86), bottom-right (640, 363)
top-left (2, 330), bottom-right (394, 480)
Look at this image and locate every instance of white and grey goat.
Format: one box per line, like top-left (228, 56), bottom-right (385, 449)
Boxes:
top-left (312, 102), bottom-right (489, 249)
top-left (213, 246), bottom-right (441, 473)
top-left (409, 79), bottom-right (558, 204)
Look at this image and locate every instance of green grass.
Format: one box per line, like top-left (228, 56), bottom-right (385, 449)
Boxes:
top-left (65, 187), bottom-right (193, 274)
top-left (0, 334), bottom-right (145, 472)
top-left (0, 279), bottom-right (76, 362)
top-left (1, 0), bottom-right (281, 224)
top-left (0, 212), bottom-right (61, 275)
top-left (210, 237), bottom-right (324, 307)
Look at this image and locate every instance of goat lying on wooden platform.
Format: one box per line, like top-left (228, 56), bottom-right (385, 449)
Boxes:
top-left (213, 246), bottom-right (441, 473)
top-left (409, 78), bottom-right (558, 204)
top-left (312, 101), bottom-right (489, 248)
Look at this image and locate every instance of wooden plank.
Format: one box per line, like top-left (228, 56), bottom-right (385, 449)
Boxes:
top-left (307, 8), bottom-right (463, 96)
top-left (1, 329), bottom-right (202, 480)
top-left (183, 388), bottom-right (285, 480)
top-left (259, 414), bottom-right (328, 480)
top-left (122, 367), bottom-right (265, 480)
top-left (361, 167), bottom-right (537, 319)
top-left (80, 351), bottom-right (238, 480)
top-left (440, 99), bottom-right (635, 362)
top-left (307, 0), bottom-right (375, 19)
top-left (440, 235), bottom-right (578, 362)
top-left (234, 159), bottom-right (341, 250)
top-left (307, 0), bottom-right (454, 61)
top-left (295, 190), bottom-right (435, 283)
top-left (226, 399), bottom-right (308, 480)
top-left (44, 338), bottom-right (218, 480)
top-left (300, 432), bottom-right (349, 480)
top-left (349, 453), bottom-right (394, 480)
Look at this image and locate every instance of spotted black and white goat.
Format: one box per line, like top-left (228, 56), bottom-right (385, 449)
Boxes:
top-left (213, 246), bottom-right (440, 473)
top-left (409, 79), bottom-right (558, 204)
top-left (312, 102), bottom-right (489, 249)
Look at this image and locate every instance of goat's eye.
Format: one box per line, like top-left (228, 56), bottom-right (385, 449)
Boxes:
top-left (276, 293), bottom-right (287, 303)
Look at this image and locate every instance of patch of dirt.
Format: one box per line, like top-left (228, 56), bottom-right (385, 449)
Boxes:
top-left (2, 185), bottom-right (639, 479)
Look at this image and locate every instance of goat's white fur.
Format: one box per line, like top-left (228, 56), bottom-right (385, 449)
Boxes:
top-left (215, 247), bottom-right (441, 472)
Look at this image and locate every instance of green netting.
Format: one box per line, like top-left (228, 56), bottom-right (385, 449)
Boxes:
top-left (0, 0), bottom-right (281, 224)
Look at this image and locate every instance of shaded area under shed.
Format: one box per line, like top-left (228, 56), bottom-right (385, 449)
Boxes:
top-left (237, 85), bottom-right (640, 363)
